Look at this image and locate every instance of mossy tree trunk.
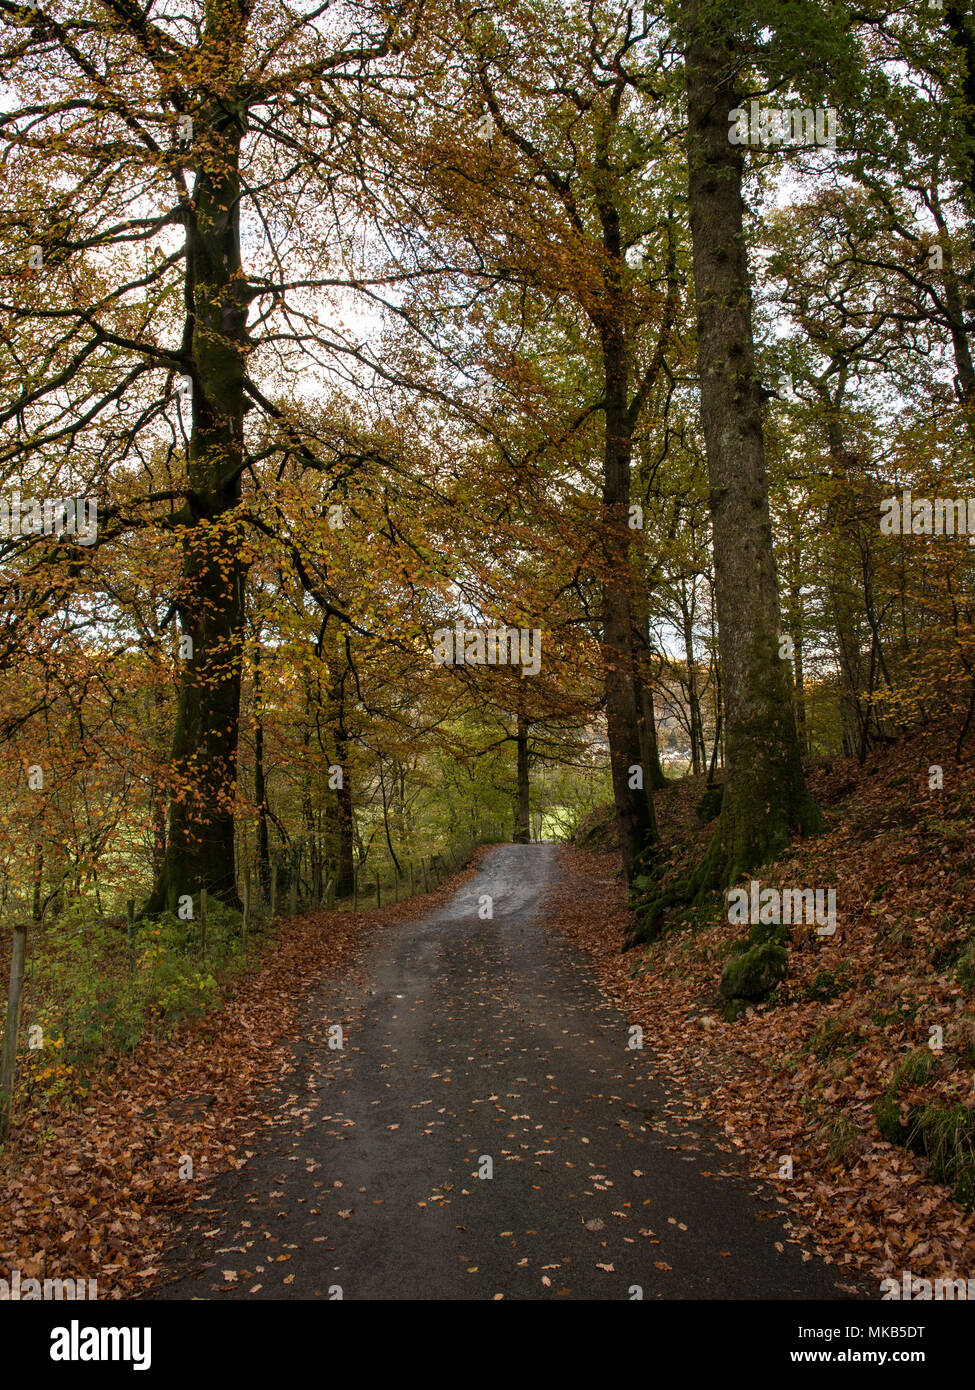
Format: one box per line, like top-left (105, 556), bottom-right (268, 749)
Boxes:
top-left (682, 0), bottom-right (820, 892)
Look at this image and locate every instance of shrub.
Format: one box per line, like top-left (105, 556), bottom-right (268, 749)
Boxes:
top-left (15, 902), bottom-right (250, 1104)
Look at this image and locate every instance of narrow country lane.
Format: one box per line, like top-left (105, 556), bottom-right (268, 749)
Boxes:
top-left (150, 845), bottom-right (861, 1301)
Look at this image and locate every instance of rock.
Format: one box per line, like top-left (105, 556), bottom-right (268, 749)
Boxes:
top-left (696, 784), bottom-right (723, 825)
top-left (719, 942), bottom-right (788, 1000)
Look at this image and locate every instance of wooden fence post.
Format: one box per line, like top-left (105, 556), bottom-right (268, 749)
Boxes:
top-left (0, 921), bottom-right (28, 1140)
top-left (127, 898), bottom-right (136, 975)
top-left (243, 868), bottom-right (250, 948)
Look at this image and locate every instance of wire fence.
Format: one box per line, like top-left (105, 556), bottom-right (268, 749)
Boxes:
top-left (235, 829), bottom-right (483, 927)
top-left (0, 829), bottom-right (488, 1136)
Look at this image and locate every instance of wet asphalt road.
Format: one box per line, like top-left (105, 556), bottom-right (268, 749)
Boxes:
top-left (150, 844), bottom-right (861, 1301)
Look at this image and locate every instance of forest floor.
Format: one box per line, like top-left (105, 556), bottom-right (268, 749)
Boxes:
top-left (1, 727), bottom-right (972, 1298)
top-left (0, 869), bottom-right (472, 1297)
top-left (558, 728), bottom-right (975, 1291)
top-left (3, 842), bottom-right (857, 1302)
top-left (143, 843), bottom-right (853, 1301)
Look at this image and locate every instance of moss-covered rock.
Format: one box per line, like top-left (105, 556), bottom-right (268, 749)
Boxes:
top-left (696, 783), bottom-right (723, 825)
top-left (719, 942), bottom-right (788, 999)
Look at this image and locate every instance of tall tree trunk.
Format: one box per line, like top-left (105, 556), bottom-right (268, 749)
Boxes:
top-left (946, 5), bottom-right (975, 225)
top-left (329, 665), bottom-right (356, 898)
top-left (632, 599), bottom-right (670, 790)
top-left (600, 314), bottom-right (658, 880)
top-left (514, 711), bottom-right (531, 843)
top-left (931, 194), bottom-right (975, 405)
top-left (146, 28), bottom-right (250, 913)
top-left (833, 596), bottom-right (865, 756)
top-left (782, 515), bottom-right (808, 754)
top-left (335, 773), bottom-right (355, 897)
top-left (151, 683), bottom-right (168, 879)
top-left (303, 777), bottom-right (320, 902)
top-left (0, 921), bottom-right (27, 1140)
top-left (680, 578), bottom-right (703, 775)
top-left (820, 407), bottom-right (890, 757)
top-left (31, 843), bottom-right (42, 923)
top-left (636, 676), bottom-right (669, 791)
top-left (792, 622), bottom-right (807, 754)
top-left (682, 0), bottom-right (819, 887)
top-left (252, 640), bottom-right (271, 901)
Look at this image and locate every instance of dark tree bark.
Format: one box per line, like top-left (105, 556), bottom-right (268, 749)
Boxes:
top-left (252, 640), bottom-right (271, 902)
top-left (599, 315), bottom-right (659, 880)
top-left (335, 775), bottom-right (356, 897)
top-left (678, 577), bottom-right (704, 775)
top-left (588, 111), bottom-right (670, 882)
top-left (146, 18), bottom-right (251, 912)
top-left (632, 603), bottom-right (670, 791)
top-left (636, 673), bottom-right (670, 792)
top-left (31, 844), bottom-right (43, 923)
top-left (151, 684), bottom-right (168, 879)
top-left (946, 5), bottom-right (975, 224)
top-left (329, 664), bottom-right (356, 898)
top-left (781, 513), bottom-right (808, 754)
top-left (931, 193), bottom-right (975, 405)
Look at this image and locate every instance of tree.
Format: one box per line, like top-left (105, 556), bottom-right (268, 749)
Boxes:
top-left (634, 0), bottom-right (825, 938)
top-left (0, 0), bottom-right (418, 910)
